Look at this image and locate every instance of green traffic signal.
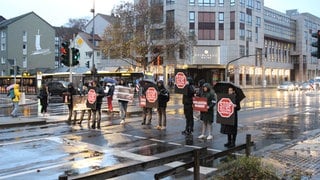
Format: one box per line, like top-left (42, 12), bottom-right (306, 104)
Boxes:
top-left (311, 30), bottom-right (320, 59)
top-left (71, 48), bottom-right (80, 66)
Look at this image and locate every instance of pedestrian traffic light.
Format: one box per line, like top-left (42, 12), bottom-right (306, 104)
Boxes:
top-left (71, 48), bottom-right (80, 66)
top-left (85, 61), bottom-right (90, 68)
top-left (60, 42), bottom-right (70, 66)
top-left (311, 30), bottom-right (320, 59)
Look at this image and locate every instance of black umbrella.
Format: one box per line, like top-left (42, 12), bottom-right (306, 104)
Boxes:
top-left (213, 81), bottom-right (246, 102)
top-left (138, 79), bottom-right (157, 93)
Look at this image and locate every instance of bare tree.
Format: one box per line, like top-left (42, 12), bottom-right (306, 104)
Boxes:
top-left (100, 0), bottom-right (196, 70)
top-left (66, 18), bottom-right (89, 31)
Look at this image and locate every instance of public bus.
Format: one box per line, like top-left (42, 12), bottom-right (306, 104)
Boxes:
top-left (0, 71), bottom-right (146, 94)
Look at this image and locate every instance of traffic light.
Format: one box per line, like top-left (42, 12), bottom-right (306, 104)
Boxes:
top-left (85, 61), bottom-right (90, 68)
top-left (71, 48), bottom-right (80, 66)
top-left (311, 30), bottom-right (320, 59)
top-left (153, 55), bottom-right (163, 65)
top-left (16, 66), bottom-right (20, 75)
top-left (60, 42), bottom-right (70, 66)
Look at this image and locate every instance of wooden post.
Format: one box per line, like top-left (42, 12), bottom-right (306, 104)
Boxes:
top-left (193, 149), bottom-right (200, 180)
top-left (245, 134), bottom-right (251, 156)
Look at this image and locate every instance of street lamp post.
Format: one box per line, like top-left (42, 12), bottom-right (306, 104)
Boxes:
top-left (90, 0), bottom-right (97, 79)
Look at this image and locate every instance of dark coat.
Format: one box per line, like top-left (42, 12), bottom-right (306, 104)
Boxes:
top-left (200, 90), bottom-right (215, 123)
top-left (183, 84), bottom-right (195, 106)
top-left (158, 83), bottom-right (169, 108)
top-left (39, 88), bottom-right (48, 106)
top-left (220, 95), bottom-right (241, 135)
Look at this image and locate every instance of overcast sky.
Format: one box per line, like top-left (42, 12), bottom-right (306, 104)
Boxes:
top-left (0, 0), bottom-right (319, 27)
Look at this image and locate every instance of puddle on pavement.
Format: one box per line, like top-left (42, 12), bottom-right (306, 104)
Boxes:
top-left (256, 112), bottom-right (320, 141)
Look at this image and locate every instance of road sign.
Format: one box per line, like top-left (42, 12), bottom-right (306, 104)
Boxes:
top-left (87, 88), bottom-right (97, 104)
top-left (146, 87), bottom-right (158, 103)
top-left (175, 72), bottom-right (187, 89)
top-left (217, 97), bottom-right (234, 118)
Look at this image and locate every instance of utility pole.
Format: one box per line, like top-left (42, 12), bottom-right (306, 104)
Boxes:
top-left (225, 55), bottom-right (256, 82)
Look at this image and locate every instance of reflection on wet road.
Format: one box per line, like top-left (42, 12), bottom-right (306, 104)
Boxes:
top-left (1, 89), bottom-right (320, 178)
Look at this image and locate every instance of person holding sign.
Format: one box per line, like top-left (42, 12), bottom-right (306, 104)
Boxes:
top-left (197, 83), bottom-right (216, 140)
top-left (118, 79), bottom-right (129, 125)
top-left (220, 87), bottom-right (241, 148)
top-left (90, 80), bottom-right (105, 129)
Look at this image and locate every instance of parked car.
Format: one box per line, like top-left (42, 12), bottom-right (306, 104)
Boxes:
top-left (277, 81), bottom-right (296, 91)
top-left (46, 81), bottom-right (69, 96)
top-left (298, 82), bottom-right (314, 91)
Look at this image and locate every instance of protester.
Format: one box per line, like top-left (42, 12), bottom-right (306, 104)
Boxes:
top-left (197, 83), bottom-right (216, 140)
top-left (181, 77), bottom-right (195, 135)
top-left (106, 82), bottom-right (115, 113)
top-left (78, 83), bottom-right (91, 126)
top-left (66, 83), bottom-right (77, 122)
top-left (38, 84), bottom-right (49, 117)
top-left (91, 80), bottom-right (105, 129)
top-left (155, 80), bottom-right (170, 130)
top-left (10, 84), bottom-right (21, 117)
top-left (118, 79), bottom-right (129, 125)
top-left (220, 87), bottom-right (241, 148)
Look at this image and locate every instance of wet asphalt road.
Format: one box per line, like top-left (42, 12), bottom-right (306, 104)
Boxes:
top-left (1, 88), bottom-right (320, 179)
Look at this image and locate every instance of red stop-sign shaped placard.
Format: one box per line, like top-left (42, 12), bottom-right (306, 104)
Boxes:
top-left (146, 87), bottom-right (158, 103)
top-left (87, 88), bottom-right (97, 104)
top-left (175, 72), bottom-right (187, 89)
top-left (217, 98), bottom-right (234, 118)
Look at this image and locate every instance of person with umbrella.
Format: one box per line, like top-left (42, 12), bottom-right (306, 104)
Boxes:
top-left (220, 86), bottom-right (241, 148)
top-left (10, 84), bottom-right (21, 117)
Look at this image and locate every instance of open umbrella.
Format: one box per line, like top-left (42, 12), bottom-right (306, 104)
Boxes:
top-left (213, 81), bottom-right (246, 102)
top-left (103, 77), bottom-right (117, 84)
top-left (6, 84), bottom-right (15, 91)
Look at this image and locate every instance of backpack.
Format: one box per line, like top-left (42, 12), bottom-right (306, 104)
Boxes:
top-left (8, 88), bottom-right (15, 99)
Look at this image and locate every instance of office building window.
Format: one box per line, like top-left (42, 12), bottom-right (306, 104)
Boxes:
top-left (240, 0), bottom-right (245, 6)
top-left (256, 1), bottom-right (261, 11)
top-left (240, 12), bottom-right (245, 22)
top-left (198, 12), bottom-right (215, 40)
top-left (166, 0), bottom-right (175, 4)
top-left (198, 0), bottom-right (215, 7)
top-left (240, 45), bottom-right (245, 57)
top-left (247, 0), bottom-right (253, 8)
top-left (189, 0), bottom-right (195, 5)
top-left (230, 0), bottom-right (235, 6)
top-left (230, 11), bottom-right (235, 40)
top-left (218, 0), bottom-right (224, 6)
top-left (218, 12), bottom-right (224, 23)
top-left (247, 30), bottom-right (252, 41)
top-left (256, 16), bottom-right (261, 27)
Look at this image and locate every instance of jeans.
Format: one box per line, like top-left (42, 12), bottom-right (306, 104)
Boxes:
top-left (11, 102), bottom-right (19, 117)
top-left (157, 107), bottom-right (166, 127)
top-left (118, 100), bottom-right (128, 120)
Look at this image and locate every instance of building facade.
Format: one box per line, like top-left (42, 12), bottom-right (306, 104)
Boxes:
top-left (0, 12), bottom-right (55, 76)
top-left (146, 0), bottom-right (320, 87)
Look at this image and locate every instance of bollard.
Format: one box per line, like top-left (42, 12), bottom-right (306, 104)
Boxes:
top-left (58, 174), bottom-right (68, 180)
top-left (193, 149), bottom-right (200, 180)
top-left (245, 134), bottom-right (251, 157)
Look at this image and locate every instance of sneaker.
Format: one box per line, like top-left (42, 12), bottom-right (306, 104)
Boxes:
top-left (198, 134), bottom-right (206, 139)
top-left (161, 126), bottom-right (166, 130)
top-left (120, 120), bottom-right (125, 125)
top-left (155, 125), bottom-right (161, 130)
top-left (207, 135), bottom-right (213, 140)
